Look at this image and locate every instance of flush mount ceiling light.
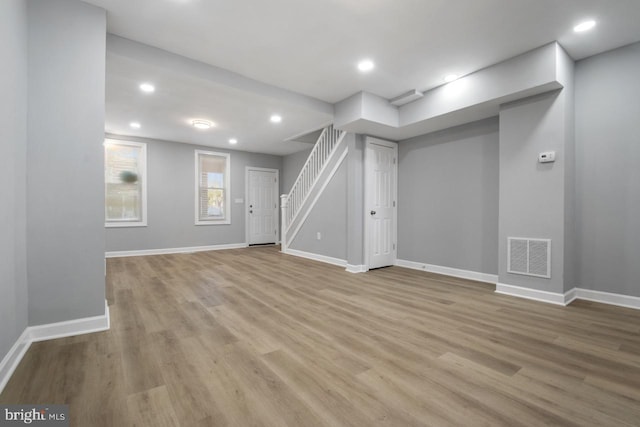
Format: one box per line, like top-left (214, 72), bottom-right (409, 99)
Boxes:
top-left (574, 20), bottom-right (596, 33)
top-left (192, 119), bottom-right (213, 129)
top-left (229, 138), bottom-right (238, 145)
top-left (129, 122), bottom-right (141, 129)
top-left (357, 59), bottom-right (375, 72)
top-left (139, 83), bottom-right (155, 93)
top-left (270, 114), bottom-right (282, 123)
top-left (444, 74), bottom-right (460, 83)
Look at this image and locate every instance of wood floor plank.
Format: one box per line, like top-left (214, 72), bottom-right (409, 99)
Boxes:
top-left (151, 333), bottom-right (229, 426)
top-left (2, 245), bottom-right (640, 426)
top-left (127, 386), bottom-right (181, 427)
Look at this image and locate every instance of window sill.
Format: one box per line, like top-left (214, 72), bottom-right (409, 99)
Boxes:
top-left (105, 221), bottom-right (147, 228)
top-left (195, 220), bottom-right (231, 226)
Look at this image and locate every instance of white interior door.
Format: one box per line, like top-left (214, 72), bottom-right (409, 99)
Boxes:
top-left (247, 168), bottom-right (278, 245)
top-left (365, 138), bottom-right (397, 269)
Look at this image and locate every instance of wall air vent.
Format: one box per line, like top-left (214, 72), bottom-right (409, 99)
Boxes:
top-left (507, 237), bottom-right (551, 278)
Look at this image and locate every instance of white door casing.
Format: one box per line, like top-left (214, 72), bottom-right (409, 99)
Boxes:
top-left (246, 167), bottom-right (279, 245)
top-left (364, 137), bottom-right (398, 270)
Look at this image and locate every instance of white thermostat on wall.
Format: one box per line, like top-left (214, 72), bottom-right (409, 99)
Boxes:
top-left (538, 151), bottom-right (556, 163)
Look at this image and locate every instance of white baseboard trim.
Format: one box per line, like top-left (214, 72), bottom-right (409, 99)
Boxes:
top-left (346, 264), bottom-right (367, 273)
top-left (395, 259), bottom-right (498, 284)
top-left (0, 300), bottom-right (110, 394)
top-left (285, 248), bottom-right (347, 268)
top-left (564, 287), bottom-right (578, 305)
top-left (0, 329), bottom-right (31, 396)
top-left (106, 243), bottom-right (248, 258)
top-left (496, 283), bottom-right (640, 310)
top-left (495, 283), bottom-right (573, 306)
top-left (29, 300), bottom-right (111, 342)
top-left (347, 255), bottom-right (640, 310)
top-left (573, 288), bottom-right (640, 310)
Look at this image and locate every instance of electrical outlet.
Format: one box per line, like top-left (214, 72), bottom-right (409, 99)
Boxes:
top-left (538, 151), bottom-right (556, 163)
top-left (316, 232), bottom-right (322, 240)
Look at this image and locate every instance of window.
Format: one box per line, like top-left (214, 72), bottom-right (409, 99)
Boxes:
top-left (104, 139), bottom-right (147, 227)
top-left (195, 150), bottom-right (230, 225)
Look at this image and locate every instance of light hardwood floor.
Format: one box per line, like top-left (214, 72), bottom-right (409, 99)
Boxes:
top-left (2, 246), bottom-right (640, 426)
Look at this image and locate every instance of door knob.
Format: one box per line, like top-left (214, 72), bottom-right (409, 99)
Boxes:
top-left (370, 210), bottom-right (376, 215)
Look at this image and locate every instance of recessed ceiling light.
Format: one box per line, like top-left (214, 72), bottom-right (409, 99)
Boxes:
top-left (139, 83), bottom-right (155, 93)
top-left (444, 74), bottom-right (460, 83)
top-left (357, 59), bottom-right (375, 72)
top-left (192, 119), bottom-right (213, 129)
top-left (574, 20), bottom-right (596, 33)
top-left (129, 122), bottom-right (141, 129)
top-left (270, 115), bottom-right (282, 123)
top-left (229, 138), bottom-right (238, 145)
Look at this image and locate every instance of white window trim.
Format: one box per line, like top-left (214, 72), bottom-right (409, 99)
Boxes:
top-left (195, 150), bottom-right (231, 225)
top-left (104, 139), bottom-right (148, 228)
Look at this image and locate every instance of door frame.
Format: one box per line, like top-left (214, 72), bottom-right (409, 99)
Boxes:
top-left (245, 166), bottom-right (280, 246)
top-left (363, 137), bottom-right (398, 271)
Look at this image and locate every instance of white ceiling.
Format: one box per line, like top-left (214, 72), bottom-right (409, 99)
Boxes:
top-left (105, 48), bottom-right (331, 156)
top-left (87, 0), bottom-right (640, 155)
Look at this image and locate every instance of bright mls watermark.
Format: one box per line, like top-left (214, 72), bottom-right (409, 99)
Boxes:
top-left (1, 405), bottom-right (68, 426)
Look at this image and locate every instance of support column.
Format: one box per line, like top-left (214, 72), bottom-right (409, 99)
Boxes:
top-left (496, 45), bottom-right (575, 303)
top-left (346, 134), bottom-right (366, 272)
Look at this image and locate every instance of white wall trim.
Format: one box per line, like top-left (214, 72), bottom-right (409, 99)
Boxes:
top-left (194, 150), bottom-right (231, 225)
top-left (497, 284), bottom-right (640, 310)
top-left (495, 283), bottom-right (570, 306)
top-left (346, 264), bottom-right (367, 273)
top-left (0, 300), bottom-right (110, 394)
top-left (285, 248), bottom-right (347, 268)
top-left (350, 257), bottom-right (640, 311)
top-left (0, 329), bottom-right (31, 395)
top-left (105, 139), bottom-right (148, 228)
top-left (364, 137), bottom-right (398, 270)
top-left (396, 259), bottom-right (498, 284)
top-left (105, 243), bottom-right (248, 258)
top-left (573, 288), bottom-right (640, 310)
top-left (245, 166), bottom-right (279, 246)
top-left (564, 287), bottom-right (578, 305)
top-left (29, 300), bottom-right (111, 343)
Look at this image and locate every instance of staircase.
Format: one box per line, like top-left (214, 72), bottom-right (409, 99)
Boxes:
top-left (280, 124), bottom-right (346, 252)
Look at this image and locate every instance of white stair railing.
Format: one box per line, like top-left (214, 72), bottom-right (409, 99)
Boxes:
top-left (281, 124), bottom-right (345, 252)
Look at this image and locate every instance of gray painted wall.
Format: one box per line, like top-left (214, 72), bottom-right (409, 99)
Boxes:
top-left (0, 0), bottom-right (28, 362)
top-left (575, 42), bottom-right (640, 297)
top-left (27, 0), bottom-right (106, 325)
top-left (498, 90), bottom-right (570, 294)
top-left (398, 118), bottom-right (500, 275)
top-left (282, 147), bottom-right (312, 194)
top-left (106, 136), bottom-right (282, 251)
top-left (289, 159), bottom-right (348, 260)
top-left (285, 133), bottom-right (365, 266)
